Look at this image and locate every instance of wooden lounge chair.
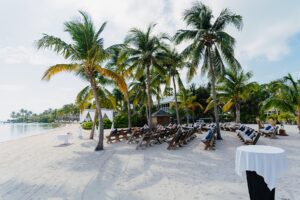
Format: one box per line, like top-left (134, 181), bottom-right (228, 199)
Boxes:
top-left (236, 126), bottom-right (261, 145)
top-left (167, 129), bottom-right (184, 150)
top-left (201, 128), bottom-right (216, 150)
top-left (167, 126), bottom-right (197, 150)
top-left (136, 129), bottom-right (163, 150)
top-left (106, 128), bottom-right (130, 143)
top-left (128, 127), bottom-right (143, 144)
top-left (259, 126), bottom-right (279, 139)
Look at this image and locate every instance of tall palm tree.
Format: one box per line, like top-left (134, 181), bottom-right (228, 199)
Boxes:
top-left (174, 2), bottom-right (242, 139)
top-left (217, 68), bottom-right (257, 123)
top-left (263, 73), bottom-right (300, 130)
top-left (125, 24), bottom-right (164, 129)
top-left (129, 75), bottom-right (157, 123)
top-left (160, 47), bottom-right (188, 124)
top-left (76, 75), bottom-right (116, 139)
top-left (36, 11), bottom-right (126, 151)
top-left (107, 47), bottom-right (132, 128)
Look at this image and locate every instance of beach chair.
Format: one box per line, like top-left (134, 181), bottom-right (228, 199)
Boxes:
top-left (201, 128), bottom-right (216, 150)
top-left (136, 129), bottom-right (162, 150)
top-left (167, 129), bottom-right (185, 150)
top-left (259, 125), bottom-right (279, 139)
top-left (106, 128), bottom-right (131, 143)
top-left (128, 127), bottom-right (143, 144)
top-left (236, 125), bottom-right (261, 145)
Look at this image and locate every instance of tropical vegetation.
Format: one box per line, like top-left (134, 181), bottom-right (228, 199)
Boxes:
top-left (9, 104), bottom-right (79, 123)
top-left (32, 1), bottom-right (300, 152)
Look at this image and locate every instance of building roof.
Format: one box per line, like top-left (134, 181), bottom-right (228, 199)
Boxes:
top-left (152, 109), bottom-right (169, 117)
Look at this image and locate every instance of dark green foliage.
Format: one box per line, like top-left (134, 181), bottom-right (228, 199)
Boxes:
top-left (9, 104), bottom-right (79, 123)
top-left (82, 121), bottom-right (93, 130)
top-left (103, 118), bottom-right (112, 129)
top-left (113, 114), bottom-right (128, 128)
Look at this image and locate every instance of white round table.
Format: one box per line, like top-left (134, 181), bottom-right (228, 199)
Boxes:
top-left (235, 145), bottom-right (287, 200)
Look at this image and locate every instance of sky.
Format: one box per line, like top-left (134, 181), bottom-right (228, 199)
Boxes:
top-left (1, 0), bottom-right (300, 121)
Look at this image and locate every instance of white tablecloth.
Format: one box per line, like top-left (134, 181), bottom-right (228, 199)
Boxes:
top-left (235, 145), bottom-right (287, 190)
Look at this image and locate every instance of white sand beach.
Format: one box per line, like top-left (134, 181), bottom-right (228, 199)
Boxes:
top-left (0, 124), bottom-right (299, 200)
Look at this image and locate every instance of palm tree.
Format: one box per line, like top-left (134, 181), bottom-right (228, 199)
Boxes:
top-left (217, 68), bottom-right (257, 123)
top-left (107, 47), bottom-right (132, 128)
top-left (125, 24), bottom-right (164, 129)
top-left (174, 2), bottom-right (243, 139)
top-left (176, 88), bottom-right (202, 124)
top-left (36, 11), bottom-right (126, 151)
top-left (76, 75), bottom-right (116, 139)
top-left (263, 73), bottom-right (300, 130)
top-left (160, 47), bottom-right (188, 124)
top-left (129, 75), bottom-right (157, 123)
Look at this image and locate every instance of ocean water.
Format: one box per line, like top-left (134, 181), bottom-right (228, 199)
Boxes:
top-left (0, 123), bottom-right (61, 142)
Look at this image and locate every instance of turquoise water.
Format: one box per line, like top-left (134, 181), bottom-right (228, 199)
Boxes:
top-left (0, 123), bottom-right (61, 142)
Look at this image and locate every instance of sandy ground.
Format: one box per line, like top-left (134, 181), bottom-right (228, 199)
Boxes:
top-left (0, 124), bottom-right (299, 200)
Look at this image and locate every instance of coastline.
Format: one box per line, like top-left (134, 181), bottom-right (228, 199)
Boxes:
top-left (0, 125), bottom-right (299, 199)
top-left (0, 123), bottom-right (73, 144)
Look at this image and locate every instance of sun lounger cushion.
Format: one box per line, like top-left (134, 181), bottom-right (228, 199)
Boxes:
top-left (265, 125), bottom-right (272, 130)
top-left (239, 132), bottom-right (252, 143)
top-left (239, 126), bottom-right (245, 131)
top-left (202, 130), bottom-right (213, 142)
top-left (245, 129), bottom-right (253, 136)
top-left (249, 132), bottom-right (256, 139)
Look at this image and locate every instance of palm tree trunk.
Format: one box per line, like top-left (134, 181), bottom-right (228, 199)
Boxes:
top-left (235, 101), bottom-right (241, 124)
top-left (172, 75), bottom-right (180, 124)
top-left (297, 106), bottom-right (300, 132)
top-left (90, 109), bottom-right (98, 139)
top-left (126, 91), bottom-right (131, 129)
top-left (186, 108), bottom-right (189, 124)
top-left (89, 77), bottom-right (104, 151)
top-left (208, 48), bottom-right (222, 139)
top-left (145, 103), bottom-right (149, 123)
top-left (146, 65), bottom-right (152, 129)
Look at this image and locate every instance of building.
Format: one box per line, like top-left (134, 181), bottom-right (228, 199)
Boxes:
top-left (154, 96), bottom-right (179, 112)
top-left (264, 108), bottom-right (280, 116)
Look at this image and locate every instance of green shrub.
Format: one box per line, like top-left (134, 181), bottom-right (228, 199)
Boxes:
top-left (114, 114), bottom-right (128, 128)
top-left (82, 121), bottom-right (93, 130)
top-left (131, 113), bottom-right (147, 127)
top-left (103, 118), bottom-right (112, 129)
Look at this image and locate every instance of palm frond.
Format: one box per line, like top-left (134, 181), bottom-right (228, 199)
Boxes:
top-left (42, 64), bottom-right (79, 81)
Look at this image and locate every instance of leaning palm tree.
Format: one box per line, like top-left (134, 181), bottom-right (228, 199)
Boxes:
top-left (76, 75), bottom-right (116, 139)
top-left (217, 68), bottom-right (257, 123)
top-left (125, 24), bottom-right (164, 129)
top-left (263, 73), bottom-right (300, 130)
top-left (36, 11), bottom-right (126, 151)
top-left (174, 2), bottom-right (243, 139)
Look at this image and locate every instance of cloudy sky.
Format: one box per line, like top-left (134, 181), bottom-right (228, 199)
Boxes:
top-left (1, 0), bottom-right (300, 121)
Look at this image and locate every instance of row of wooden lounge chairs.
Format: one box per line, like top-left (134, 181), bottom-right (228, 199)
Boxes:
top-left (105, 123), bottom-right (201, 150)
top-left (220, 122), bottom-right (241, 132)
top-left (136, 124), bottom-right (178, 150)
top-left (236, 125), bottom-right (261, 145)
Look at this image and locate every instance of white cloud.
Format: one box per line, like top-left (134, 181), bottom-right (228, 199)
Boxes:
top-left (0, 46), bottom-right (63, 66)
